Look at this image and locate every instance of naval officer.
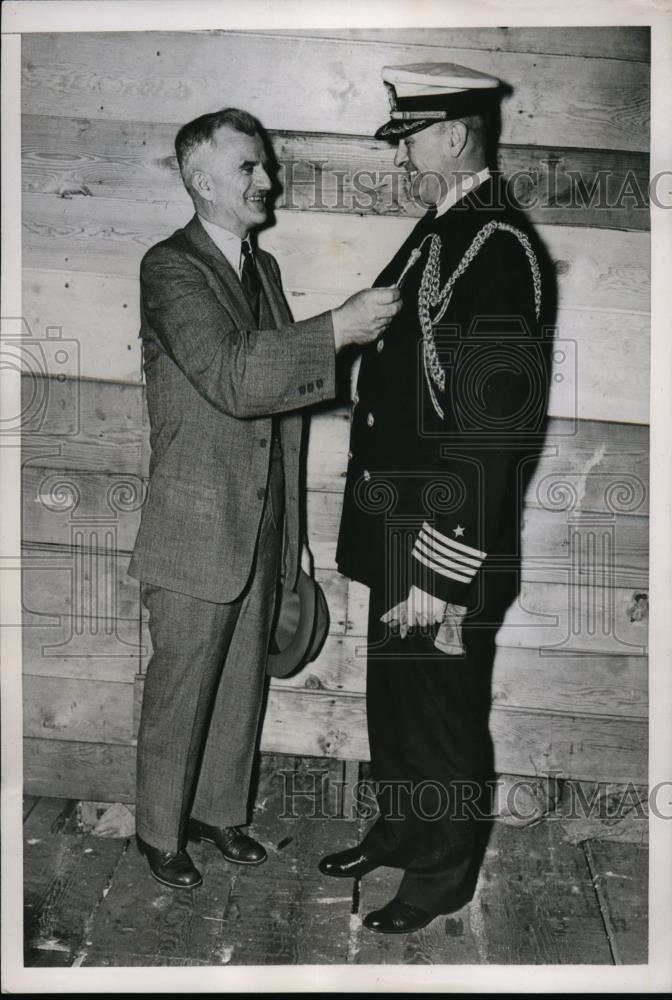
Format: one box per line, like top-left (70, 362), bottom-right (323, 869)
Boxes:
top-left (319, 64), bottom-right (553, 933)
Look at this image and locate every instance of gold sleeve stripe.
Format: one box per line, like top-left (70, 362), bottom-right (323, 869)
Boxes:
top-left (421, 521), bottom-right (486, 561)
top-left (412, 549), bottom-right (474, 584)
top-left (414, 539), bottom-right (478, 579)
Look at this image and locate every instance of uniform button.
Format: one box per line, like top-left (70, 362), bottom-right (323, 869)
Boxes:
top-left (377, 339), bottom-right (384, 353)
top-left (347, 450), bottom-right (353, 460)
top-left (257, 487), bottom-right (265, 500)
top-left (366, 412), bottom-right (374, 427)
top-left (299, 385), bottom-right (306, 395)
top-left (316, 378), bottom-right (324, 388)
top-left (363, 470), bottom-right (371, 482)
top-left (307, 381), bottom-right (314, 392)
top-left (260, 438), bottom-right (268, 448)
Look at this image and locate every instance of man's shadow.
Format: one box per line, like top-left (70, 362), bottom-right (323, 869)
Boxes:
top-left (459, 198), bottom-right (558, 896)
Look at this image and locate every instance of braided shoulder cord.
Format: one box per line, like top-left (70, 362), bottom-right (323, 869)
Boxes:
top-left (416, 222), bottom-right (542, 419)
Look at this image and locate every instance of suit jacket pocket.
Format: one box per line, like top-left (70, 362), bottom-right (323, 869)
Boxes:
top-left (153, 475), bottom-right (219, 516)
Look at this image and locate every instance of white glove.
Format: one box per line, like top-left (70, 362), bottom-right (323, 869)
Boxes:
top-left (381, 586), bottom-right (467, 654)
top-left (380, 585), bottom-right (447, 638)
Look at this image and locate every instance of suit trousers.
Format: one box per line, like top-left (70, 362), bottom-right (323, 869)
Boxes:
top-left (135, 440), bottom-right (285, 853)
top-left (361, 585), bottom-right (496, 912)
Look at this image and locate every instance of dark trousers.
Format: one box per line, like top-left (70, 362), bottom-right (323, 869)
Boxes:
top-left (362, 586), bottom-right (496, 912)
top-left (135, 442), bottom-right (285, 853)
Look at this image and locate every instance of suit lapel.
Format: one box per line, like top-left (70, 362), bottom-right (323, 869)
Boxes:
top-left (182, 215), bottom-right (292, 331)
top-left (183, 215), bottom-right (257, 327)
top-left (256, 254), bottom-right (290, 329)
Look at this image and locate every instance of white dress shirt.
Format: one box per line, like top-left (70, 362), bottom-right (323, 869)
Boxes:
top-left (198, 215), bottom-right (247, 276)
top-left (434, 166), bottom-right (491, 218)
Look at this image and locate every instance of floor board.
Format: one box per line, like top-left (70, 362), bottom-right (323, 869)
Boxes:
top-left (23, 797), bottom-right (128, 964)
top-left (475, 820), bottom-right (615, 964)
top-left (21, 762), bottom-right (648, 969)
top-left (81, 755), bottom-right (359, 967)
top-left (584, 840), bottom-right (648, 964)
top-left (81, 838), bottom-right (232, 966)
top-left (22, 795), bottom-right (40, 822)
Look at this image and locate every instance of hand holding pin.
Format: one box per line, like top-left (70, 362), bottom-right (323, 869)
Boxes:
top-left (392, 248), bottom-right (423, 289)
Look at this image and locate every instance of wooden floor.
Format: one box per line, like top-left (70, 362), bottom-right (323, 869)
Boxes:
top-left (22, 755), bottom-right (648, 967)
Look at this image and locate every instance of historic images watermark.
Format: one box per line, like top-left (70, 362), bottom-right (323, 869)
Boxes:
top-left (4, 319), bottom-right (145, 659)
top-left (274, 162), bottom-right (664, 215)
top-left (353, 459), bottom-right (648, 657)
top-left (277, 767), bottom-right (662, 823)
top-left (7, 146), bottom-right (651, 685)
top-left (349, 309), bottom-right (647, 657)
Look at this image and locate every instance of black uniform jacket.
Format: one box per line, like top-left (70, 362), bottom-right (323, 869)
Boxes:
top-left (336, 175), bottom-right (551, 612)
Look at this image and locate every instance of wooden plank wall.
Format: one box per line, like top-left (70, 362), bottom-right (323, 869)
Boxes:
top-left (20, 28), bottom-right (650, 800)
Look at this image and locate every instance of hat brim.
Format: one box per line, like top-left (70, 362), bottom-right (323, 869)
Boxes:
top-left (375, 118), bottom-right (438, 141)
top-left (266, 570), bottom-right (330, 679)
top-left (376, 85), bottom-right (502, 141)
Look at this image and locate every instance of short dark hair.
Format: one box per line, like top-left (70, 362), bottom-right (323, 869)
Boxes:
top-left (175, 107), bottom-right (263, 186)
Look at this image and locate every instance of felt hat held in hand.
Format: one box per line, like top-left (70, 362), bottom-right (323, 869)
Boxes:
top-left (267, 570), bottom-right (330, 678)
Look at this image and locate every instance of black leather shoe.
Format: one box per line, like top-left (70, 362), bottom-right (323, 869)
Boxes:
top-left (318, 845), bottom-right (385, 879)
top-left (188, 819), bottom-right (267, 865)
top-left (363, 897), bottom-right (437, 934)
top-left (136, 834), bottom-right (202, 889)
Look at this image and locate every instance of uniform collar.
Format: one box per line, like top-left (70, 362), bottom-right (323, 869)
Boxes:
top-left (434, 166), bottom-right (491, 218)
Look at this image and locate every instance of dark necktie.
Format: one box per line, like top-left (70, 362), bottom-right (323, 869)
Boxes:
top-left (241, 238), bottom-right (281, 446)
top-left (240, 238), bottom-right (260, 324)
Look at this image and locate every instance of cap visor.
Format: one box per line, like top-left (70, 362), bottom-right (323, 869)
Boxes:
top-left (375, 118), bottom-right (436, 141)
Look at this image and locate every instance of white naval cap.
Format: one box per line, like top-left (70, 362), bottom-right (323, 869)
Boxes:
top-left (376, 61), bottom-right (501, 140)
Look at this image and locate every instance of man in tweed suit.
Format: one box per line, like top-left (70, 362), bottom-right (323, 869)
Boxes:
top-left (320, 65), bottom-right (551, 932)
top-left (128, 108), bottom-right (400, 889)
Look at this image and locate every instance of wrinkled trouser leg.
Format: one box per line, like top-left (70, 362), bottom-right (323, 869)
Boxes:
top-left (135, 449), bottom-right (284, 853)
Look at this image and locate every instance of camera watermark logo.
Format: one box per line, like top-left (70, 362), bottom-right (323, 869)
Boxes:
top-left (1, 319), bottom-right (80, 438)
top-left (419, 319), bottom-right (567, 441)
top-left (6, 317), bottom-right (145, 657)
